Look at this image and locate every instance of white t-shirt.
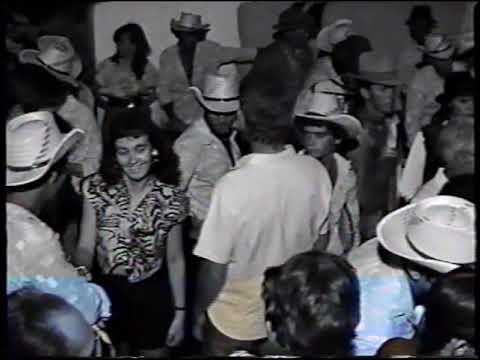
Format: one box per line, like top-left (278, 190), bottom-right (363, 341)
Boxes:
top-left (194, 145), bottom-right (332, 340)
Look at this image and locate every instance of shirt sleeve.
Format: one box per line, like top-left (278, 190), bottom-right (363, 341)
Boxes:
top-left (343, 168), bottom-right (361, 249)
top-left (218, 46), bottom-right (257, 64)
top-left (164, 187), bottom-right (190, 226)
top-left (193, 178), bottom-right (236, 264)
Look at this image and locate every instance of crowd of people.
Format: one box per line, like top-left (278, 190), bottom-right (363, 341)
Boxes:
top-left (6, 2), bottom-right (476, 358)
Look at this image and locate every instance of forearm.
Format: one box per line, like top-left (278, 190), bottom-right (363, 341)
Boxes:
top-left (194, 259), bottom-right (227, 318)
top-left (167, 253), bottom-right (186, 309)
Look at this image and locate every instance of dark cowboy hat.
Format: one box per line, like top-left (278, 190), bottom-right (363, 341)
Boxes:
top-left (273, 7), bottom-right (314, 35)
top-left (435, 72), bottom-right (474, 105)
top-left (406, 5), bottom-right (437, 26)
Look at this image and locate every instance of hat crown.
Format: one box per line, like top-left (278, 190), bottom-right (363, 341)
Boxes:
top-left (317, 19), bottom-right (353, 52)
top-left (37, 36), bottom-right (75, 72)
top-left (358, 51), bottom-right (396, 74)
top-left (177, 12), bottom-right (204, 28)
top-left (202, 73), bottom-right (239, 100)
top-left (306, 79), bottom-right (350, 116)
top-left (406, 196), bottom-right (476, 264)
top-left (407, 5), bottom-right (436, 23)
top-left (7, 112), bottom-right (63, 168)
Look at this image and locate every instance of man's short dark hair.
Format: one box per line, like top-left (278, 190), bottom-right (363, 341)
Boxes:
top-left (419, 267), bottom-right (475, 354)
top-left (263, 251), bottom-right (360, 356)
top-left (8, 287), bottom-right (82, 358)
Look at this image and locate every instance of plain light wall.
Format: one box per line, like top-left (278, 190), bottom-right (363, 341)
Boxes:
top-left (93, 1), bottom-right (242, 67)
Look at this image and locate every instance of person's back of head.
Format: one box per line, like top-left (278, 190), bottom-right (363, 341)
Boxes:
top-left (10, 63), bottom-right (76, 112)
top-left (263, 251), bottom-right (360, 356)
top-left (419, 267), bottom-right (476, 356)
top-left (331, 35), bottom-right (372, 76)
top-left (439, 174), bottom-right (474, 203)
top-left (8, 287), bottom-right (95, 358)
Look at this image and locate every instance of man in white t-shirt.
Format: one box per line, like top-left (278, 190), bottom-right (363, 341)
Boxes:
top-left (192, 54), bottom-right (332, 355)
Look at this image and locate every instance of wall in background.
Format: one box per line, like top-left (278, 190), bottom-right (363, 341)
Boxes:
top-left (93, 1), bottom-right (242, 67)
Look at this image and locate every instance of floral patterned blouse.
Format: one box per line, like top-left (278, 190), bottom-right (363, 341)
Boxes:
top-left (84, 173), bottom-right (188, 283)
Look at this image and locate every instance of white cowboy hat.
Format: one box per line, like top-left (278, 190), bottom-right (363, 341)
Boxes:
top-left (377, 196), bottom-right (476, 273)
top-left (295, 79), bottom-right (362, 140)
top-left (419, 33), bottom-right (455, 60)
top-left (170, 12), bottom-right (210, 32)
top-left (18, 35), bottom-right (82, 87)
top-left (316, 19), bottom-right (353, 53)
top-left (6, 111), bottom-right (85, 187)
top-left (189, 64), bottom-right (240, 113)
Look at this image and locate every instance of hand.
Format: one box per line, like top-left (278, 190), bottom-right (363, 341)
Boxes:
top-left (166, 311), bottom-right (185, 347)
top-left (193, 312), bottom-right (206, 342)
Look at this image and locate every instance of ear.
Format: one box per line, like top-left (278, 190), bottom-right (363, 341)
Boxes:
top-left (359, 87), bottom-right (370, 100)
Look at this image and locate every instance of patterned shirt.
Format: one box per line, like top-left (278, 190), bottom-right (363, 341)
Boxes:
top-left (84, 173), bottom-right (188, 283)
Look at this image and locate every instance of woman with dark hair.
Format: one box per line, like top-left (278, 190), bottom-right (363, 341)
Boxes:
top-left (418, 267), bottom-right (475, 357)
top-left (95, 23), bottom-right (158, 143)
top-left (74, 106), bottom-right (188, 357)
top-left (261, 251), bottom-right (360, 357)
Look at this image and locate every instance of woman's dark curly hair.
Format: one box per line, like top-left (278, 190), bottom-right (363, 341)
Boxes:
top-left (99, 106), bottom-right (180, 187)
top-left (262, 251), bottom-right (360, 357)
top-left (111, 23), bottom-right (151, 80)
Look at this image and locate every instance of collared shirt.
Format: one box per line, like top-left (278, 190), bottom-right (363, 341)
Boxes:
top-left (348, 238), bottom-right (425, 356)
top-left (57, 95), bottom-right (103, 178)
top-left (194, 145), bottom-right (332, 340)
top-left (157, 40), bottom-right (257, 126)
top-left (405, 65), bottom-right (444, 146)
top-left (174, 117), bottom-right (241, 238)
top-left (327, 153), bottom-right (360, 255)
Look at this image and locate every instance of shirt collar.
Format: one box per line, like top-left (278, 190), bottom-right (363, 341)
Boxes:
top-left (234, 145), bottom-right (296, 169)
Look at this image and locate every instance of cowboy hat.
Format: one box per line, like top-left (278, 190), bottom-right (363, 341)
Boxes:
top-left (419, 33), bottom-right (455, 60)
top-left (272, 6), bottom-right (314, 35)
top-left (316, 19), bottom-right (353, 53)
top-left (348, 51), bottom-right (400, 86)
top-left (170, 12), bottom-right (210, 32)
top-left (377, 196), bottom-right (476, 273)
top-left (19, 35), bottom-right (82, 87)
top-left (295, 79), bottom-right (362, 141)
top-left (405, 5), bottom-right (437, 27)
top-left (189, 63), bottom-right (240, 113)
top-left (435, 71), bottom-right (474, 105)
top-left (6, 111), bottom-right (85, 187)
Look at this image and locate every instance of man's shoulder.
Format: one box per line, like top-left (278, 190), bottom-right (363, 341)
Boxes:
top-left (174, 122), bottom-right (211, 150)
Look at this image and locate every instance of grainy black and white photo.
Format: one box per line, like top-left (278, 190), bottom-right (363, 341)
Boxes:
top-left (5, 1), bottom-right (476, 358)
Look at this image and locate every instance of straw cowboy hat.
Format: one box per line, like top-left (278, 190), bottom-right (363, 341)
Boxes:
top-left (435, 71), bottom-right (474, 105)
top-left (377, 196), bottom-right (476, 273)
top-left (419, 33), bottom-right (455, 60)
top-left (316, 19), bottom-right (353, 53)
top-left (348, 51), bottom-right (401, 86)
top-left (295, 79), bottom-right (362, 141)
top-left (170, 12), bottom-right (210, 32)
top-left (19, 35), bottom-right (82, 87)
top-left (6, 111), bottom-right (85, 187)
top-left (189, 63), bottom-right (240, 113)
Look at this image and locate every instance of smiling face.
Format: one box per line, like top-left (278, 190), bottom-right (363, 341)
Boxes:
top-left (115, 135), bottom-right (153, 182)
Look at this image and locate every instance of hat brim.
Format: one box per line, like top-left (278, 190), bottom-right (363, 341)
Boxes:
top-left (6, 129), bottom-right (85, 187)
top-left (377, 204), bottom-right (461, 273)
top-left (19, 49), bottom-right (81, 87)
top-left (422, 47), bottom-right (455, 60)
top-left (189, 87), bottom-right (239, 113)
top-left (295, 113), bottom-right (362, 140)
top-left (170, 19), bottom-right (210, 32)
top-left (347, 72), bottom-right (401, 86)
top-left (316, 19), bottom-right (353, 53)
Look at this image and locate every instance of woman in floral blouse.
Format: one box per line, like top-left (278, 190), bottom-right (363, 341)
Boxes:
top-left (75, 106), bottom-right (188, 357)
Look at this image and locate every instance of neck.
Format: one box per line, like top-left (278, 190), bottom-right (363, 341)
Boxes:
top-left (7, 191), bottom-right (42, 216)
top-left (250, 141), bottom-right (285, 154)
top-left (123, 174), bottom-right (152, 195)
